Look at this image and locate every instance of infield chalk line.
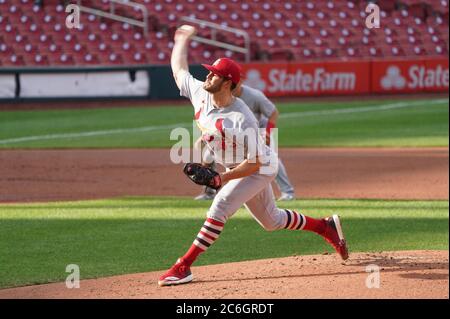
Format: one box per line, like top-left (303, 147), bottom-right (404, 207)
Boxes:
top-left (0, 98), bottom-right (447, 145)
top-left (0, 124), bottom-right (187, 145)
top-left (278, 98), bottom-right (448, 119)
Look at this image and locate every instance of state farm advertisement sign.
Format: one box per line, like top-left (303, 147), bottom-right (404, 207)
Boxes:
top-left (372, 58), bottom-right (449, 93)
top-left (241, 61), bottom-right (370, 97)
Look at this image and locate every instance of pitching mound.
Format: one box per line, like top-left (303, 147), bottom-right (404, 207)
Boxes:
top-left (0, 250), bottom-right (447, 299)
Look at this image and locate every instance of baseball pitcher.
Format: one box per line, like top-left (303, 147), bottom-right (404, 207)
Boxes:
top-left (158, 25), bottom-right (349, 286)
top-left (194, 80), bottom-right (296, 201)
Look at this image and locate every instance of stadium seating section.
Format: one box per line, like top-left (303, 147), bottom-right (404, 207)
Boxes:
top-left (0, 0), bottom-right (448, 66)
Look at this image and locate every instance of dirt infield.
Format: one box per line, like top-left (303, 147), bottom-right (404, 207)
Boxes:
top-left (0, 148), bottom-right (448, 202)
top-left (0, 251), bottom-right (447, 299)
top-left (0, 147), bottom-right (448, 299)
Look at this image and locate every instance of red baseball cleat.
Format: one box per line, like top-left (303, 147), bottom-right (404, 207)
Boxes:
top-left (158, 258), bottom-right (193, 287)
top-left (322, 215), bottom-right (349, 261)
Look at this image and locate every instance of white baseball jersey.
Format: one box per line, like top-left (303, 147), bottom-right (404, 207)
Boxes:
top-left (178, 70), bottom-right (288, 230)
top-left (179, 71), bottom-right (275, 170)
top-left (239, 84), bottom-right (276, 127)
top-left (238, 84), bottom-right (295, 195)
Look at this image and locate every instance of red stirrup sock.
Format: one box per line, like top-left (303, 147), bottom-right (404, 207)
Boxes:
top-left (283, 209), bottom-right (326, 234)
top-left (182, 218), bottom-right (224, 267)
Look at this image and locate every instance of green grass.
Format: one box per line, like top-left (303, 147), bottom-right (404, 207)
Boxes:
top-left (0, 98), bottom-right (448, 148)
top-left (0, 197), bottom-right (447, 289)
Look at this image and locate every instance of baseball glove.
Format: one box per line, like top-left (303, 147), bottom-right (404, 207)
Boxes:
top-left (183, 163), bottom-right (222, 190)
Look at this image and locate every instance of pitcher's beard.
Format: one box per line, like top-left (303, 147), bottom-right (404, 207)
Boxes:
top-left (203, 80), bottom-right (223, 93)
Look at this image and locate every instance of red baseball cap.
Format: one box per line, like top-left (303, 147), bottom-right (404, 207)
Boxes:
top-left (202, 58), bottom-right (241, 84)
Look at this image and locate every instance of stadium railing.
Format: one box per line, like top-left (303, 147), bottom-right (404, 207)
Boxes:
top-left (180, 16), bottom-right (251, 63)
top-left (76, 0), bottom-right (149, 36)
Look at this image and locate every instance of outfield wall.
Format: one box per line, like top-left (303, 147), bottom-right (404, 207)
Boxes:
top-left (0, 57), bottom-right (447, 101)
top-left (241, 57), bottom-right (449, 97)
top-left (0, 65), bottom-right (208, 101)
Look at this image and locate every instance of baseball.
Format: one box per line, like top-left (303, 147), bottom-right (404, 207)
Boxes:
top-left (179, 24), bottom-right (196, 33)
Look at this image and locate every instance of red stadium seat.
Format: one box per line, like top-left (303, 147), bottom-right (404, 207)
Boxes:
top-left (61, 52), bottom-right (77, 64)
top-left (377, 0), bottom-right (397, 12)
top-left (107, 53), bottom-right (124, 65)
top-left (29, 54), bottom-right (49, 66)
top-left (1, 0), bottom-right (447, 66)
top-left (0, 42), bottom-right (13, 55)
top-left (7, 54), bottom-right (25, 66)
